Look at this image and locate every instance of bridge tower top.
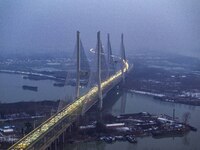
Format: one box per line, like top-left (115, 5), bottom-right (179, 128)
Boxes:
top-left (121, 33), bottom-right (126, 62)
top-left (107, 33), bottom-right (115, 76)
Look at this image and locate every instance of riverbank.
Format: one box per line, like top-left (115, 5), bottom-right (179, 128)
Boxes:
top-left (129, 90), bottom-right (200, 106)
top-left (124, 54), bottom-right (200, 106)
top-left (0, 100), bottom-right (59, 121)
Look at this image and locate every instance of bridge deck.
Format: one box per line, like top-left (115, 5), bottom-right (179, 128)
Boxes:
top-left (9, 61), bottom-right (129, 150)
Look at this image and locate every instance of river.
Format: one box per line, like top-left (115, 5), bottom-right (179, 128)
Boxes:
top-left (0, 73), bottom-right (75, 103)
top-left (65, 92), bottom-right (200, 150)
top-left (0, 73), bottom-right (199, 149)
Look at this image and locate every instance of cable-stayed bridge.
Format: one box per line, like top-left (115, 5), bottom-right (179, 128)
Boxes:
top-left (9, 31), bottom-right (131, 150)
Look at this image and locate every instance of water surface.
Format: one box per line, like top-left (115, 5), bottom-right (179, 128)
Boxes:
top-left (65, 92), bottom-right (200, 150)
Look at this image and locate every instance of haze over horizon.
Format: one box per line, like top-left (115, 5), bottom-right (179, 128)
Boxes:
top-left (0, 0), bottom-right (200, 58)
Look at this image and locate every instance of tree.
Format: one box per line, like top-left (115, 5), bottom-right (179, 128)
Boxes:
top-left (24, 122), bottom-right (33, 134)
top-left (182, 112), bottom-right (191, 125)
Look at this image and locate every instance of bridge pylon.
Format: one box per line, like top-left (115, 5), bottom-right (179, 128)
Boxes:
top-left (107, 33), bottom-right (115, 76)
top-left (120, 33), bottom-right (126, 84)
top-left (76, 31), bottom-right (81, 98)
top-left (97, 31), bottom-right (103, 110)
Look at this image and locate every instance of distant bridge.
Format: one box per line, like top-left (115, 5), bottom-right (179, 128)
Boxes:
top-left (9, 31), bottom-right (131, 150)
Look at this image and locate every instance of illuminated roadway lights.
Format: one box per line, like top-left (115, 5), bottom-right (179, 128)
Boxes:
top-left (10, 60), bottom-right (129, 150)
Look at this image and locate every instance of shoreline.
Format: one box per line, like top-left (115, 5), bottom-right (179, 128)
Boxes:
top-left (0, 70), bottom-right (65, 81)
top-left (0, 100), bottom-right (59, 121)
top-left (128, 89), bottom-right (200, 106)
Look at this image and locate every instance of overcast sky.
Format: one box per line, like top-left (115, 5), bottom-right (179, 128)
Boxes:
top-left (0, 0), bottom-right (200, 57)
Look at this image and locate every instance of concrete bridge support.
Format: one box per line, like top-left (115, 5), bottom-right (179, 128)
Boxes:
top-left (120, 33), bottom-right (126, 84)
top-left (76, 31), bottom-right (81, 99)
top-left (97, 31), bottom-right (103, 110)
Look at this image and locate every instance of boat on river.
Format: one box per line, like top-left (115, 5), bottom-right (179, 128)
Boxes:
top-left (22, 85), bottom-right (38, 91)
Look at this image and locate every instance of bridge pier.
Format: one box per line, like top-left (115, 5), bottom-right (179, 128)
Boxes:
top-left (56, 138), bottom-right (59, 150)
top-left (50, 142), bottom-right (53, 150)
top-left (47, 146), bottom-right (51, 150)
top-left (62, 132), bottom-right (65, 143)
top-left (121, 89), bottom-right (127, 114)
top-left (45, 132), bottom-right (65, 150)
top-left (54, 141), bottom-right (57, 150)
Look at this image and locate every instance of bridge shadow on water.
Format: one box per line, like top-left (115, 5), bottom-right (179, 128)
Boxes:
top-left (85, 83), bottom-right (126, 120)
top-left (61, 84), bottom-right (127, 150)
